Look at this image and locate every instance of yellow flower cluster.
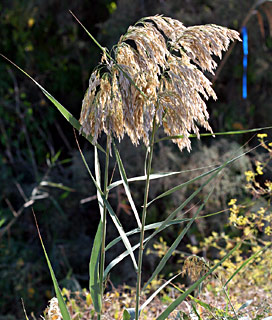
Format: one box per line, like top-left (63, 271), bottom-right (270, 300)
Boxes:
top-left (228, 198), bottom-right (248, 226)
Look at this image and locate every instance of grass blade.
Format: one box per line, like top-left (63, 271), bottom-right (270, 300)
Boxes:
top-left (95, 147), bottom-right (104, 219)
top-left (170, 283), bottom-right (221, 318)
top-left (155, 126), bottom-right (272, 143)
top-left (144, 189), bottom-right (213, 290)
top-left (105, 147), bottom-right (255, 279)
top-left (143, 147), bottom-right (252, 290)
top-left (108, 165), bottom-right (217, 191)
top-left (0, 54), bottom-right (105, 154)
top-left (74, 132), bottom-right (138, 271)
top-left (123, 308), bottom-right (136, 320)
top-left (21, 299), bottom-right (30, 320)
top-left (147, 147), bottom-right (257, 207)
top-left (224, 242), bottom-right (271, 288)
top-left (105, 219), bottom-right (188, 251)
top-left (105, 208), bottom-right (226, 251)
top-left (140, 272), bottom-right (182, 314)
top-left (113, 142), bottom-right (141, 228)
top-left (156, 243), bottom-right (241, 320)
top-left (104, 231), bottom-right (156, 279)
top-left (101, 195), bottom-right (138, 271)
top-left (89, 220), bottom-right (102, 313)
top-left (33, 211), bottom-right (71, 320)
top-left (104, 210), bottom-right (226, 277)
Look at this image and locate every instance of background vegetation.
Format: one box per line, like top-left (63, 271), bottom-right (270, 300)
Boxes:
top-left (0, 0), bottom-right (272, 318)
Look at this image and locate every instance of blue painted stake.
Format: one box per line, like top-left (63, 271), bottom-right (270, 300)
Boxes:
top-left (242, 26), bottom-right (248, 99)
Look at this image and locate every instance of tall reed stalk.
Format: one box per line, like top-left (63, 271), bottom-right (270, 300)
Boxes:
top-left (3, 14), bottom-right (257, 320)
top-left (71, 15), bottom-right (242, 320)
top-left (135, 115), bottom-right (156, 319)
top-left (98, 135), bottom-right (110, 319)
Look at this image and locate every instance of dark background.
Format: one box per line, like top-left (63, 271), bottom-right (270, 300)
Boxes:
top-left (0, 0), bottom-right (272, 318)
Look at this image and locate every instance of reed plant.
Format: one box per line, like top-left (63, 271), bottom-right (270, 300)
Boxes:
top-left (2, 13), bottom-right (272, 320)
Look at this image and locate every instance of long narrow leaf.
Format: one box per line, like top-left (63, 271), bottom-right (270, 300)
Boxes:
top-left (144, 189), bottom-right (212, 290)
top-left (108, 165), bottom-right (217, 191)
top-left (155, 126), bottom-right (272, 143)
top-left (224, 242), bottom-right (271, 288)
top-left (89, 220), bottom-right (102, 313)
top-left (105, 148), bottom-right (255, 279)
top-left (143, 147), bottom-right (252, 290)
top-left (147, 147), bottom-right (258, 207)
top-left (0, 54), bottom-right (105, 154)
top-left (33, 212), bottom-right (71, 320)
top-left (104, 230), bottom-right (157, 279)
top-left (113, 143), bottom-right (142, 228)
top-left (101, 195), bottom-right (138, 271)
top-left (74, 133), bottom-right (138, 271)
top-left (104, 206), bottom-right (226, 277)
top-left (105, 150), bottom-right (244, 279)
top-left (170, 283), bottom-right (221, 318)
top-left (21, 299), bottom-right (30, 320)
top-left (140, 272), bottom-right (182, 314)
top-left (95, 147), bottom-right (104, 219)
top-left (105, 219), bottom-right (188, 251)
top-left (105, 208), bottom-right (226, 252)
top-left (156, 243), bottom-right (241, 320)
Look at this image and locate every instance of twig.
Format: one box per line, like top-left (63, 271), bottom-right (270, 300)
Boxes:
top-left (4, 198), bottom-right (18, 217)
top-left (7, 67), bottom-right (39, 179)
top-left (15, 181), bottom-right (28, 202)
top-left (55, 122), bottom-right (73, 152)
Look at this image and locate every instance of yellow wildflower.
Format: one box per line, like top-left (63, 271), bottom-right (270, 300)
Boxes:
top-left (228, 198), bottom-right (237, 206)
top-left (229, 212), bottom-right (237, 224)
top-left (245, 170), bottom-right (255, 182)
top-left (236, 216), bottom-right (248, 226)
top-left (265, 180), bottom-right (272, 192)
top-left (258, 207), bottom-right (266, 215)
top-left (255, 161), bottom-right (264, 175)
top-left (265, 226), bottom-right (271, 235)
top-left (243, 226), bottom-right (252, 236)
top-left (257, 133), bottom-right (267, 139)
top-left (28, 18), bottom-right (35, 28)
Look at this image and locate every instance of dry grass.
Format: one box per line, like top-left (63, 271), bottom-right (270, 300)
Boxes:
top-left (43, 280), bottom-right (272, 320)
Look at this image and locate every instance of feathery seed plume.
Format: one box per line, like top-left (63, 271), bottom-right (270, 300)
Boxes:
top-left (80, 15), bottom-right (241, 151)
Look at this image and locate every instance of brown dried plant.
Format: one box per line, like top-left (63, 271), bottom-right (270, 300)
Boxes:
top-left (80, 15), bottom-right (241, 151)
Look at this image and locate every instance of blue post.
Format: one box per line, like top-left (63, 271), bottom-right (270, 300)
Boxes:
top-left (242, 26), bottom-right (248, 99)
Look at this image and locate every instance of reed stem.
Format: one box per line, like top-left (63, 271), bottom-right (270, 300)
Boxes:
top-left (98, 136), bottom-right (110, 319)
top-left (135, 116), bottom-right (156, 319)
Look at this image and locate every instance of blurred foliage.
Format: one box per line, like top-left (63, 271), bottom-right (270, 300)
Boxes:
top-left (0, 0), bottom-right (115, 318)
top-left (0, 0), bottom-right (272, 318)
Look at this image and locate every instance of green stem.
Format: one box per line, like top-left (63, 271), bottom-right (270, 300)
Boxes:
top-left (135, 117), bottom-right (157, 320)
top-left (98, 136), bottom-right (110, 319)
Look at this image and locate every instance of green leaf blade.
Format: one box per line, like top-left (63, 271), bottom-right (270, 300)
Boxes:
top-left (113, 143), bottom-right (141, 228)
top-left (89, 220), bottom-right (103, 313)
top-left (33, 213), bottom-right (71, 320)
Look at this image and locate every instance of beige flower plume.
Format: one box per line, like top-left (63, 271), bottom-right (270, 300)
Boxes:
top-left (80, 15), bottom-right (241, 151)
